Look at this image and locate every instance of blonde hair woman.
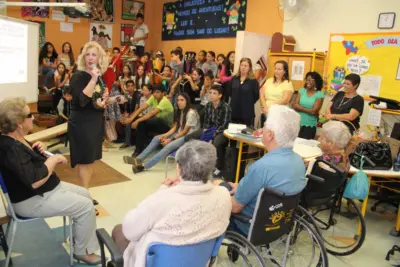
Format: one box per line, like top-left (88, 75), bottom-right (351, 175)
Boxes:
top-left (229, 58), bottom-right (259, 126)
top-left (68, 41), bottom-right (114, 211)
top-left (0, 98), bottom-right (101, 265)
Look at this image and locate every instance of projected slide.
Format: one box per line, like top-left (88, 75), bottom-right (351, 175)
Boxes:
top-left (0, 19), bottom-right (28, 84)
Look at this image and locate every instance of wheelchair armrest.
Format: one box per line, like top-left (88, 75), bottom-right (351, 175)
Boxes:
top-left (313, 159), bottom-right (346, 175)
top-left (306, 174), bottom-right (325, 183)
top-left (231, 213), bottom-right (252, 223)
top-left (96, 228), bottom-right (124, 267)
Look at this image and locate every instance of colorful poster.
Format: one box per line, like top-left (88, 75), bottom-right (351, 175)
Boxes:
top-left (90, 23), bottom-right (113, 50)
top-left (162, 0), bottom-right (247, 40)
top-left (326, 32), bottom-right (400, 100)
top-left (21, 0), bottom-right (50, 18)
top-left (122, 1), bottom-right (145, 21)
top-left (89, 0), bottom-right (114, 23)
top-left (120, 24), bottom-right (134, 45)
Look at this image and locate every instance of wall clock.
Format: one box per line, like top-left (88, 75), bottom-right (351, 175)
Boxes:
top-left (378, 12), bottom-right (396, 29)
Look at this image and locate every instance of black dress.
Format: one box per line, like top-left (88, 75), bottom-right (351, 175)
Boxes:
top-left (68, 71), bottom-right (104, 168)
top-left (229, 76), bottom-right (260, 126)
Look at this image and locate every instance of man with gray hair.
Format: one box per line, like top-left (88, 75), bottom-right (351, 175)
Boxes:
top-left (225, 105), bottom-right (307, 235)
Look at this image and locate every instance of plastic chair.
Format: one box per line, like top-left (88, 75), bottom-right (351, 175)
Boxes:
top-left (95, 228), bottom-right (224, 267)
top-left (0, 172), bottom-right (74, 267)
top-left (164, 127), bottom-right (217, 178)
top-left (146, 234), bottom-right (224, 267)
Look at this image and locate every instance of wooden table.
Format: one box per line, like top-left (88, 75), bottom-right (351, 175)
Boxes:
top-left (223, 130), bottom-right (323, 183)
top-left (348, 166), bottom-right (400, 236)
top-left (26, 122), bottom-right (68, 143)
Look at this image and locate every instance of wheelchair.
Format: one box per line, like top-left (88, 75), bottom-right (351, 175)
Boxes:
top-left (298, 159), bottom-right (366, 256)
top-left (216, 183), bottom-right (328, 267)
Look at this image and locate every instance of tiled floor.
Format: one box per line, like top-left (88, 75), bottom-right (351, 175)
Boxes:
top-left (2, 144), bottom-right (400, 266)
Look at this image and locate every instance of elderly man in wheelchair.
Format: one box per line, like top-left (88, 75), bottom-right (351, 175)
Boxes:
top-left (212, 105), bottom-right (328, 267)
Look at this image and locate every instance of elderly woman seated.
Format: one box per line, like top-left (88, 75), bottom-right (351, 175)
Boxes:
top-left (112, 140), bottom-right (232, 267)
top-left (0, 97), bottom-right (101, 265)
top-left (316, 120), bottom-right (352, 172)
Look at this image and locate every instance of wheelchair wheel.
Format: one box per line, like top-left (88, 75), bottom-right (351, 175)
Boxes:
top-left (311, 198), bottom-right (366, 256)
top-left (214, 231), bottom-right (267, 267)
top-left (265, 216), bottom-right (328, 267)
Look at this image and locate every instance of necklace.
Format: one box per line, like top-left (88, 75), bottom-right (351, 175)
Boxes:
top-left (338, 94), bottom-right (356, 108)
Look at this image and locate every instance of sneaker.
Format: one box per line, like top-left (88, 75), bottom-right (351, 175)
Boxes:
top-left (123, 155), bottom-right (141, 165)
top-left (132, 164), bottom-right (145, 174)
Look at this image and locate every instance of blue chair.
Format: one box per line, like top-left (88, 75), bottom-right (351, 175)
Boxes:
top-left (145, 234), bottom-right (224, 267)
top-left (0, 171), bottom-right (74, 267)
top-left (95, 228), bottom-right (224, 267)
top-left (164, 127), bottom-right (217, 178)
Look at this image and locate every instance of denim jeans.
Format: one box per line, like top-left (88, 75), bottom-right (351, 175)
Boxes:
top-left (42, 67), bottom-right (55, 88)
top-left (124, 124), bottom-right (133, 146)
top-left (137, 134), bottom-right (185, 169)
top-left (135, 117), bottom-right (171, 154)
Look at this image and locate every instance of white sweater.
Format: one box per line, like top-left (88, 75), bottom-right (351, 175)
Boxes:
top-left (122, 181), bottom-right (232, 267)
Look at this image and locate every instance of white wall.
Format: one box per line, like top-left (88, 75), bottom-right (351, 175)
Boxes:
top-left (283, 0), bottom-right (400, 52)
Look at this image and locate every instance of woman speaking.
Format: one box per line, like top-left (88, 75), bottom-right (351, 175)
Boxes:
top-left (68, 41), bottom-right (111, 210)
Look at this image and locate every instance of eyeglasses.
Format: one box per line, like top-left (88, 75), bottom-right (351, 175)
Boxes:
top-left (26, 113), bottom-right (33, 119)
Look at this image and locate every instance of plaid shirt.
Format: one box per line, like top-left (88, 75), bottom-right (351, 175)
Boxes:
top-left (203, 100), bottom-right (231, 134)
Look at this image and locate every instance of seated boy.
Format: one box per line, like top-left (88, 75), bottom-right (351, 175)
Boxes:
top-left (56, 87), bottom-right (72, 124)
top-left (120, 83), bottom-right (153, 149)
top-left (186, 84), bottom-right (231, 172)
top-left (122, 84), bottom-right (174, 157)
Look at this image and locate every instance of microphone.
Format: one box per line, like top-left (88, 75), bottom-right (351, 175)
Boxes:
top-left (91, 64), bottom-right (106, 88)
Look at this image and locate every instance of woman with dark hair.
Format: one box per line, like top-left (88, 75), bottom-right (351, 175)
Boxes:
top-left (57, 42), bottom-right (75, 76)
top-left (130, 93), bottom-right (200, 173)
top-left (323, 73), bottom-right (364, 134)
top-left (39, 42), bottom-right (58, 90)
top-left (293, 72), bottom-right (325, 139)
top-left (219, 51), bottom-right (235, 84)
top-left (52, 62), bottom-right (70, 114)
top-left (260, 60), bottom-right (294, 114)
top-left (216, 53), bottom-right (225, 77)
top-left (229, 58), bottom-right (259, 126)
top-left (119, 64), bottom-right (134, 93)
top-left (134, 64), bottom-right (150, 93)
top-left (170, 68), bottom-right (204, 107)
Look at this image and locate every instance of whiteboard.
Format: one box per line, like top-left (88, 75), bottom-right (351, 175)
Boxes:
top-left (0, 16), bottom-right (39, 103)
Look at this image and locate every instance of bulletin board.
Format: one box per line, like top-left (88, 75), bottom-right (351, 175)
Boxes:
top-left (325, 32), bottom-right (400, 101)
top-left (162, 0), bottom-right (247, 40)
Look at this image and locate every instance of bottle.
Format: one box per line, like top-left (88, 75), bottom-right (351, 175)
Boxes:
top-left (394, 147), bottom-right (400, 172)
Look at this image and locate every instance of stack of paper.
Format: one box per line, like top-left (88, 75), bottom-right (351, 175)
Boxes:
top-left (227, 123), bottom-right (247, 134)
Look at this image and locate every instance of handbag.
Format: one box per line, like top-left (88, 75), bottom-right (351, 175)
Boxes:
top-left (344, 156), bottom-right (370, 200)
top-left (349, 142), bottom-right (393, 170)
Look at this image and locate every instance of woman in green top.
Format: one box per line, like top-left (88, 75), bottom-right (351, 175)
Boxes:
top-left (293, 72), bottom-right (325, 140)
